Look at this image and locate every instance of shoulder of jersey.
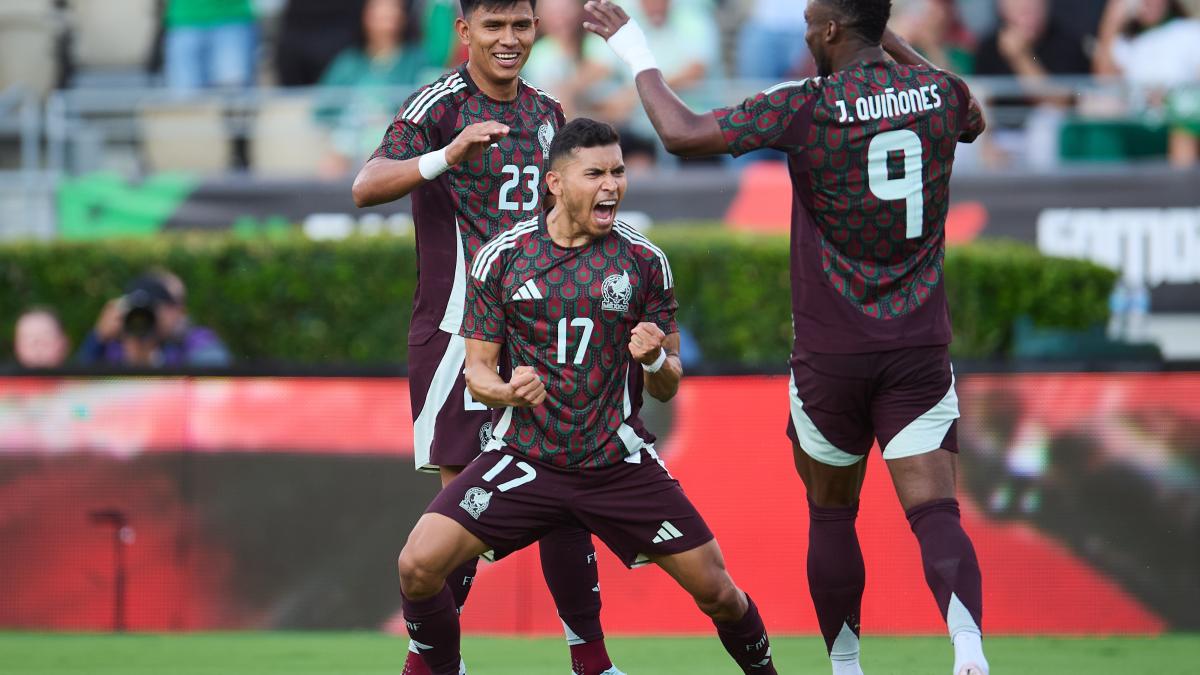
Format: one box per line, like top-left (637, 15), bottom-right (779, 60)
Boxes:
top-left (761, 76), bottom-right (826, 97)
top-left (520, 77), bottom-right (562, 109)
top-left (470, 217), bottom-right (540, 280)
top-left (399, 70), bottom-right (470, 124)
top-left (611, 221), bottom-right (674, 290)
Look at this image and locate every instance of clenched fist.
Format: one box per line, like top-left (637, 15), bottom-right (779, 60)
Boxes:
top-left (446, 121), bottom-right (510, 166)
top-left (508, 365), bottom-right (547, 407)
top-left (629, 322), bottom-right (666, 365)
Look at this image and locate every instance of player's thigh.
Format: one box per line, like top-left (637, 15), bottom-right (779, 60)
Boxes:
top-left (652, 539), bottom-right (742, 611)
top-left (571, 451), bottom-right (715, 570)
top-left (426, 450), bottom-right (573, 563)
top-left (409, 331), bottom-right (493, 472)
top-left (886, 449), bottom-right (958, 511)
top-left (400, 512), bottom-right (492, 584)
top-left (786, 350), bottom-right (874, 491)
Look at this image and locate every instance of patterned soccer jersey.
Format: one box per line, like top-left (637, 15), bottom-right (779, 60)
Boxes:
top-left (371, 65), bottom-right (566, 344)
top-left (460, 216), bottom-right (677, 469)
top-left (715, 60), bottom-right (985, 354)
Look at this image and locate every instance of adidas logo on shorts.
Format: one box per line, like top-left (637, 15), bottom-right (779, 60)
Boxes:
top-left (652, 521), bottom-right (683, 543)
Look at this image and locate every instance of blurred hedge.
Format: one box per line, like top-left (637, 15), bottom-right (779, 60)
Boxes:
top-left (0, 229), bottom-right (1116, 366)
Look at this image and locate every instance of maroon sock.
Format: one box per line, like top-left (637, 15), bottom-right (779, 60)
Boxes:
top-left (713, 593), bottom-right (776, 674)
top-left (807, 498), bottom-right (864, 658)
top-left (906, 498), bottom-right (984, 637)
top-left (446, 557), bottom-right (479, 612)
top-left (538, 526), bottom-right (612, 674)
top-left (401, 584), bottom-right (461, 675)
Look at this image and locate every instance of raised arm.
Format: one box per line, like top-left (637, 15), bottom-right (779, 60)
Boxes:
top-left (583, 0), bottom-right (727, 157)
top-left (463, 338), bottom-right (547, 408)
top-left (352, 121), bottom-right (510, 208)
top-left (628, 323), bottom-right (682, 402)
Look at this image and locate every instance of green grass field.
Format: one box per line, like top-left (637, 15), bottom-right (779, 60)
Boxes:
top-left (2, 633), bottom-right (1197, 674)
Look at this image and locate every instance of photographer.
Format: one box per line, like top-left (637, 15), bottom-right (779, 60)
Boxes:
top-left (77, 273), bottom-right (230, 368)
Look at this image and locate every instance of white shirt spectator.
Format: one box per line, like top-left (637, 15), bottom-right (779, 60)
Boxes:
top-left (1111, 18), bottom-right (1200, 87)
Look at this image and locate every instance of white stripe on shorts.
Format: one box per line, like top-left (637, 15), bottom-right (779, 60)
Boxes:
top-left (788, 368), bottom-right (864, 467)
top-left (413, 332), bottom-right (467, 471)
top-left (882, 368), bottom-right (960, 460)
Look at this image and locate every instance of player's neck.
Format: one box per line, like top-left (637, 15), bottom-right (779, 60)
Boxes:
top-left (546, 206), bottom-right (594, 249)
top-left (465, 60), bottom-right (520, 101)
top-left (833, 44), bottom-right (889, 73)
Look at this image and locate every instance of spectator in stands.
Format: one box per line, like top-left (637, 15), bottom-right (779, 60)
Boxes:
top-left (78, 272), bottom-right (230, 368)
top-left (734, 0), bottom-right (810, 80)
top-left (163, 0), bottom-right (259, 90)
top-left (523, 0), bottom-right (588, 117)
top-left (275, 0), bottom-right (366, 87)
top-left (890, 0), bottom-right (976, 74)
top-left (314, 0), bottom-right (428, 176)
top-left (1094, 0), bottom-right (1200, 167)
top-left (419, 0), bottom-right (468, 70)
top-left (974, 0), bottom-right (1091, 79)
top-left (13, 308), bottom-right (70, 369)
top-left (581, 0), bottom-right (720, 166)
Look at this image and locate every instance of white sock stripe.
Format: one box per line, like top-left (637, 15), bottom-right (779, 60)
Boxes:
top-left (411, 81), bottom-right (468, 123)
top-left (403, 74), bottom-right (461, 120)
top-left (471, 221), bottom-right (538, 279)
top-left (613, 223), bottom-right (673, 289)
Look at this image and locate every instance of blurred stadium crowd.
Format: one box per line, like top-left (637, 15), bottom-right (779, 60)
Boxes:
top-left (1, 0), bottom-right (1200, 176)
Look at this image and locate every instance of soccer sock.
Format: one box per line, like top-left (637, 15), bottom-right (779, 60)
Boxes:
top-left (401, 584), bottom-right (463, 675)
top-left (807, 498), bottom-right (865, 667)
top-left (537, 526), bottom-right (612, 675)
top-left (446, 557), bottom-right (480, 612)
top-left (713, 593), bottom-right (777, 675)
top-left (905, 498), bottom-right (985, 644)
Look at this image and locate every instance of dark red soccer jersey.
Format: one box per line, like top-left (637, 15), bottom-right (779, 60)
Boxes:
top-left (371, 65), bottom-right (566, 345)
top-left (715, 61), bottom-right (984, 354)
top-left (460, 216), bottom-right (677, 469)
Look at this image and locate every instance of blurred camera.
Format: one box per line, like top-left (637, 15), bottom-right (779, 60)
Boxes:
top-left (119, 276), bottom-right (174, 339)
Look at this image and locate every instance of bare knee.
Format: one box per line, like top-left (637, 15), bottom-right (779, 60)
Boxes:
top-left (692, 576), bottom-right (746, 624)
top-left (397, 545), bottom-right (447, 600)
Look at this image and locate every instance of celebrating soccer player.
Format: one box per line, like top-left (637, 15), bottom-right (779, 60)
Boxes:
top-left (395, 118), bottom-right (779, 675)
top-left (584, 1), bottom-right (990, 674)
top-left (352, 2), bottom-right (624, 674)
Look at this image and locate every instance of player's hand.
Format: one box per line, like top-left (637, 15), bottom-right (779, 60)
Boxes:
top-left (629, 322), bottom-right (666, 366)
top-left (582, 0), bottom-right (631, 40)
top-left (508, 365), bottom-right (547, 407)
top-left (445, 122), bottom-right (510, 166)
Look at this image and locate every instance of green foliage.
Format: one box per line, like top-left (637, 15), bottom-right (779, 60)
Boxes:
top-left (0, 230), bottom-right (1116, 366)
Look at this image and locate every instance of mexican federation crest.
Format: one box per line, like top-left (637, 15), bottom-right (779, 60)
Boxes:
top-left (460, 487), bottom-right (492, 519)
top-left (538, 121), bottom-right (555, 155)
top-left (602, 270), bottom-right (633, 313)
top-left (478, 421), bottom-right (493, 453)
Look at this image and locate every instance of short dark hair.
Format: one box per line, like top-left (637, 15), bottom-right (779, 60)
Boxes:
top-left (828, 0), bottom-right (891, 44)
top-left (548, 118), bottom-right (620, 168)
top-left (460, 0), bottom-right (536, 16)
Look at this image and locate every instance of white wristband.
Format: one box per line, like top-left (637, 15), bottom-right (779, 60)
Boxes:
top-left (607, 21), bottom-right (658, 76)
top-left (642, 348), bottom-right (668, 373)
top-left (417, 147), bottom-right (450, 180)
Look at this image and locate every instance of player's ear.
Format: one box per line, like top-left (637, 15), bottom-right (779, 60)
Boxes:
top-left (546, 168), bottom-right (563, 197)
top-left (455, 16), bottom-right (470, 45)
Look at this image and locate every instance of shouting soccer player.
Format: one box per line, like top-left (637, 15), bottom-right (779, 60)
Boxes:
top-left (352, 2), bottom-right (623, 674)
top-left (395, 118), bottom-right (779, 675)
top-left (584, 1), bottom-right (989, 674)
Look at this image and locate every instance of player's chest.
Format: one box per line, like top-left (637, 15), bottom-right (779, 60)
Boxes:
top-left (453, 100), bottom-right (556, 176)
top-left (500, 245), bottom-right (644, 336)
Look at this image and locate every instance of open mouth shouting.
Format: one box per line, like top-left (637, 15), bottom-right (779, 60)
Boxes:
top-left (593, 198), bottom-right (618, 227)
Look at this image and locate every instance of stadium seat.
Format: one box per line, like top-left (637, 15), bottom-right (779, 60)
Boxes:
top-left (139, 101), bottom-right (232, 173)
top-left (67, 0), bottom-right (157, 71)
top-left (249, 98), bottom-right (331, 176)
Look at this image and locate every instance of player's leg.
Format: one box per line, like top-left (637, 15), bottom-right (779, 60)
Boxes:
top-left (787, 351), bottom-right (875, 675)
top-left (397, 513), bottom-right (491, 675)
top-left (437, 465), bottom-right (481, 612)
top-left (875, 347), bottom-right (986, 675)
top-left (536, 526), bottom-right (617, 675)
top-left (653, 541), bottom-right (776, 675)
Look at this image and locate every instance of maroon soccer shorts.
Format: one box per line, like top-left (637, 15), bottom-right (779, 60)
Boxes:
top-left (786, 344), bottom-right (960, 466)
top-left (426, 448), bottom-right (715, 566)
top-left (408, 330), bottom-right (493, 473)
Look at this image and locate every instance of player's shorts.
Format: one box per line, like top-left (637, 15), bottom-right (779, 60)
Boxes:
top-left (786, 344), bottom-right (959, 467)
top-left (408, 330), bottom-right (493, 473)
top-left (427, 448), bottom-right (715, 567)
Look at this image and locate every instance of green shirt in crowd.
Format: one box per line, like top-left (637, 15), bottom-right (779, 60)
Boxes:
top-left (166, 0), bottom-right (255, 28)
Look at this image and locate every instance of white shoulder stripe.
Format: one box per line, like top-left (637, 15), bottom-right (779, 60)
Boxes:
top-left (408, 80), bottom-right (467, 123)
top-left (471, 221), bottom-right (538, 280)
top-left (521, 78), bottom-right (561, 105)
top-left (613, 223), bottom-right (673, 290)
top-left (762, 78), bottom-right (819, 95)
top-left (403, 74), bottom-right (461, 120)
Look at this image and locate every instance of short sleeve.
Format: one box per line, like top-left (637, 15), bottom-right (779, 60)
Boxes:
top-left (369, 88), bottom-right (439, 161)
top-left (642, 256), bottom-right (678, 336)
top-left (460, 257), bottom-right (506, 344)
top-left (713, 79), bottom-right (819, 156)
top-left (947, 74), bottom-right (985, 144)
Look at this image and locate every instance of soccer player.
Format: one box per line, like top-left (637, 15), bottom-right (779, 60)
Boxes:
top-left (583, 1), bottom-right (989, 674)
top-left (351, 2), bottom-right (621, 673)
top-left (395, 118), bottom-right (779, 675)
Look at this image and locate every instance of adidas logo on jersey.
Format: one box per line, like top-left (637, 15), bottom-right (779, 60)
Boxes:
top-left (510, 279), bottom-right (543, 301)
top-left (652, 521), bottom-right (683, 543)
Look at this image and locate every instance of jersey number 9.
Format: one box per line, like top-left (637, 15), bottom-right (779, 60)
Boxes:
top-left (866, 130), bottom-right (924, 239)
